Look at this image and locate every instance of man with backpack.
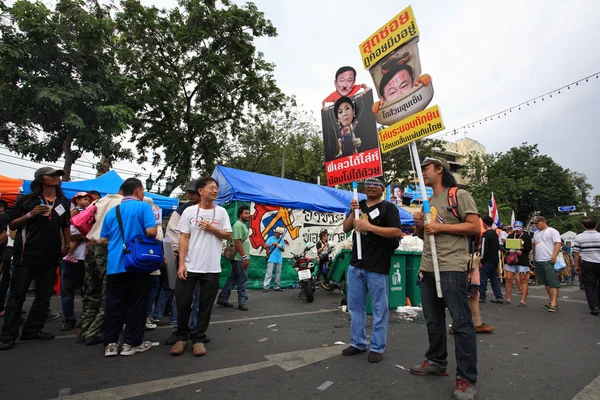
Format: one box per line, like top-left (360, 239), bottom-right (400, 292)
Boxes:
top-left (409, 158), bottom-right (480, 400)
top-left (341, 177), bottom-right (402, 364)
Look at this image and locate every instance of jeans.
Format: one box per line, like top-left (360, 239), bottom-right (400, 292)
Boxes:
top-left (153, 287), bottom-right (177, 324)
top-left (175, 272), bottom-right (219, 343)
top-left (347, 265), bottom-right (389, 353)
top-left (479, 262), bottom-right (503, 300)
top-left (581, 261), bottom-right (600, 310)
top-left (218, 260), bottom-right (248, 305)
top-left (264, 262), bottom-right (282, 289)
top-left (0, 264), bottom-right (56, 340)
top-left (420, 271), bottom-right (478, 384)
top-left (60, 259), bottom-right (85, 324)
top-left (103, 272), bottom-right (151, 347)
top-left (0, 247), bottom-right (14, 313)
top-left (146, 275), bottom-right (161, 318)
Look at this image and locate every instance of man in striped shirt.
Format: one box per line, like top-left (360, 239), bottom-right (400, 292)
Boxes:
top-left (573, 217), bottom-right (600, 315)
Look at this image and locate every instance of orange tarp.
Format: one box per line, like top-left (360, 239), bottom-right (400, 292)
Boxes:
top-left (0, 174), bottom-right (23, 206)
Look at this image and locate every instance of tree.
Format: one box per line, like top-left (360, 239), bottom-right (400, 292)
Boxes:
top-left (569, 171), bottom-right (593, 212)
top-left (0, 0), bottom-right (134, 181)
top-left (462, 143), bottom-right (578, 222)
top-left (115, 0), bottom-right (285, 186)
top-left (380, 138), bottom-right (446, 186)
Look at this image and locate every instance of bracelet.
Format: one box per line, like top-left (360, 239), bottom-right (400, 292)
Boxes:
top-left (26, 212), bottom-right (32, 219)
top-left (242, 255), bottom-right (248, 260)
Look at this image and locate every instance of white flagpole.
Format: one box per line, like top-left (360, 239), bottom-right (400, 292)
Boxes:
top-left (352, 181), bottom-right (362, 260)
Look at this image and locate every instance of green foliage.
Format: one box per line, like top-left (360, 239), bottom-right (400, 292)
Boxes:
top-left (0, 0), bottom-right (134, 180)
top-left (462, 143), bottom-right (585, 224)
top-left (115, 0), bottom-right (285, 186)
top-left (381, 138), bottom-right (446, 187)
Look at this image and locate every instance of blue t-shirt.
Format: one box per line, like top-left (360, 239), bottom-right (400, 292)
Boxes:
top-left (266, 235), bottom-right (286, 264)
top-left (101, 199), bottom-right (157, 275)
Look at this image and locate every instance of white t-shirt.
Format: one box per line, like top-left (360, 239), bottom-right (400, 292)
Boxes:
top-left (177, 205), bottom-right (232, 273)
top-left (70, 226), bottom-right (87, 261)
top-left (533, 227), bottom-right (561, 262)
top-left (498, 231), bottom-right (508, 244)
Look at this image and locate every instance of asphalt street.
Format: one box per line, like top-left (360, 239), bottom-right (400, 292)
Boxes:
top-left (1, 281), bottom-right (599, 400)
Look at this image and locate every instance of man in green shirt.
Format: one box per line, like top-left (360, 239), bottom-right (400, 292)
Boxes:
top-left (217, 205), bottom-right (251, 311)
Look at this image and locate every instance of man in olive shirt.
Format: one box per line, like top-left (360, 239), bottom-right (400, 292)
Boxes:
top-left (409, 158), bottom-right (480, 400)
top-left (217, 205), bottom-right (251, 311)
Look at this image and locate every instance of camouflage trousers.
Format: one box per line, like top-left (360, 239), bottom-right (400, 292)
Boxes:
top-left (78, 244), bottom-right (108, 340)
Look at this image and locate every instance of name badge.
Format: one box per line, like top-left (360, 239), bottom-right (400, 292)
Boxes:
top-left (54, 204), bottom-right (66, 216)
top-left (369, 208), bottom-right (380, 219)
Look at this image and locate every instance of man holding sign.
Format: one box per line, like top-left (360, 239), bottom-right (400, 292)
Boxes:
top-left (410, 158), bottom-right (480, 400)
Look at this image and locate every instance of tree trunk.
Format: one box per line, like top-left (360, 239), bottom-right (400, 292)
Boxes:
top-left (61, 131), bottom-right (75, 182)
top-left (96, 155), bottom-right (111, 177)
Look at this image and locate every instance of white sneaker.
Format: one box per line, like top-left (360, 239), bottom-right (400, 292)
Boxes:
top-left (145, 318), bottom-right (157, 330)
top-left (120, 341), bottom-right (152, 356)
top-left (104, 343), bottom-right (119, 357)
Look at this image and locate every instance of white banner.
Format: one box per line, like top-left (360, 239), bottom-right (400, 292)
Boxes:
top-left (248, 202), bottom-right (347, 259)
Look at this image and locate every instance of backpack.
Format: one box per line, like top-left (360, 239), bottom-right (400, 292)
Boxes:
top-left (446, 187), bottom-right (481, 267)
top-left (359, 200), bottom-right (401, 253)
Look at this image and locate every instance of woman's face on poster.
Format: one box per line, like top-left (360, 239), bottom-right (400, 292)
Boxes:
top-left (336, 102), bottom-right (354, 127)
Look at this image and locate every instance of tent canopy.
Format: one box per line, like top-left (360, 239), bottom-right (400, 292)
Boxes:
top-left (20, 170), bottom-right (178, 213)
top-left (560, 231), bottom-right (577, 241)
top-left (212, 165), bottom-right (365, 214)
top-left (396, 206), bottom-right (414, 225)
top-left (0, 174), bottom-right (23, 206)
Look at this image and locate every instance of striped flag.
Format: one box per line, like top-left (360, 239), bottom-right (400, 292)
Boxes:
top-left (489, 192), bottom-right (501, 228)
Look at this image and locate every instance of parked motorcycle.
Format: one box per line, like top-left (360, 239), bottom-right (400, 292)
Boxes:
top-left (316, 244), bottom-right (346, 295)
top-left (291, 242), bottom-right (317, 303)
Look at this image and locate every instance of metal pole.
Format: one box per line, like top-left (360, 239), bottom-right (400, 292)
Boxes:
top-left (281, 146), bottom-right (285, 178)
top-left (352, 181), bottom-right (362, 260)
top-left (410, 141), bottom-right (443, 298)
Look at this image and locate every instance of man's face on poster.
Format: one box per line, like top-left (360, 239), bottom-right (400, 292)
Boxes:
top-left (334, 70), bottom-right (356, 97)
top-left (383, 68), bottom-right (414, 101)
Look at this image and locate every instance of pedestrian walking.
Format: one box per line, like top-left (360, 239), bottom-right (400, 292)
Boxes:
top-left (573, 217), bottom-right (600, 315)
top-left (532, 216), bottom-right (562, 313)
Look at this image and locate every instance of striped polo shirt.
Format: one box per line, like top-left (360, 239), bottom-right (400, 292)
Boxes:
top-left (573, 230), bottom-right (600, 263)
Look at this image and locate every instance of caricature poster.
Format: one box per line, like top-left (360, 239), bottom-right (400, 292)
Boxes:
top-left (321, 66), bottom-right (382, 186)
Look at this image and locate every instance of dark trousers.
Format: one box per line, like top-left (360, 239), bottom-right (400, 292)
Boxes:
top-left (420, 271), bottom-right (478, 384)
top-left (0, 247), bottom-right (14, 312)
top-left (581, 261), bottom-right (600, 310)
top-left (175, 272), bottom-right (219, 343)
top-left (60, 259), bottom-right (85, 324)
top-left (479, 262), bottom-right (503, 300)
top-left (0, 264), bottom-right (56, 340)
top-left (103, 272), bottom-right (151, 347)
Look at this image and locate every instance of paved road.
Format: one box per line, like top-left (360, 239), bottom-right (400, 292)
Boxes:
top-left (1, 282), bottom-right (599, 400)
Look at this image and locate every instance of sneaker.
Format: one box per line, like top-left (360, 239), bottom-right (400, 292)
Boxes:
top-left (368, 351), bottom-right (383, 363)
top-left (145, 318), bottom-right (157, 330)
top-left (120, 341), bottom-right (152, 356)
top-left (217, 301), bottom-right (234, 308)
top-left (238, 304), bottom-right (249, 311)
top-left (548, 305), bottom-right (558, 313)
top-left (104, 342), bottom-right (119, 357)
top-left (170, 340), bottom-right (187, 356)
top-left (453, 377), bottom-right (477, 400)
top-left (342, 345), bottom-right (367, 356)
top-left (591, 308), bottom-right (600, 316)
top-left (165, 332), bottom-right (178, 346)
top-left (0, 338), bottom-right (15, 350)
top-left (410, 360), bottom-right (449, 376)
top-left (20, 331), bottom-right (55, 341)
top-left (490, 299), bottom-right (504, 304)
top-left (149, 316), bottom-right (161, 324)
top-left (540, 303), bottom-right (551, 309)
top-left (263, 288), bottom-right (269, 292)
top-left (85, 336), bottom-right (103, 346)
top-left (274, 288), bottom-right (284, 292)
top-left (62, 254), bottom-right (79, 263)
top-left (46, 311), bottom-right (60, 322)
top-left (192, 342), bottom-right (207, 356)
top-left (58, 322), bottom-right (75, 331)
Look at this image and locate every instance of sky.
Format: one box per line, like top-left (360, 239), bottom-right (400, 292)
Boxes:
top-left (2, 0), bottom-right (599, 199)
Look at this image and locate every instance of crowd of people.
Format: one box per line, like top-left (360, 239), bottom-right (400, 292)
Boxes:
top-left (0, 163), bottom-right (599, 400)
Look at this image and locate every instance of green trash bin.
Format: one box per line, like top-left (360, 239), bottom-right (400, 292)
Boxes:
top-left (366, 253), bottom-right (406, 314)
top-left (405, 251), bottom-right (423, 307)
top-left (328, 249), bottom-right (352, 284)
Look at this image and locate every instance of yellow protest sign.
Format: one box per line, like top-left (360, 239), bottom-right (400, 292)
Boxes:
top-left (359, 6), bottom-right (419, 70)
top-left (378, 105), bottom-right (445, 153)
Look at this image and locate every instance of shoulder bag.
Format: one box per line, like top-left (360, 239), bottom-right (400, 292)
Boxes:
top-left (116, 205), bottom-right (163, 274)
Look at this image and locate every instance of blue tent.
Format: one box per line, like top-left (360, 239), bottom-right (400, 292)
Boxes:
top-left (397, 206), bottom-right (415, 225)
top-left (21, 170), bottom-right (178, 214)
top-left (212, 165), bottom-right (364, 213)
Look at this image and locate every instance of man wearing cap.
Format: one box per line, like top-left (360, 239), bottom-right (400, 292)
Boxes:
top-left (409, 158), bottom-right (480, 400)
top-left (504, 221), bottom-right (532, 306)
top-left (263, 226), bottom-right (287, 292)
top-left (532, 216), bottom-right (562, 313)
top-left (341, 176), bottom-right (402, 364)
top-left (0, 167), bottom-right (71, 350)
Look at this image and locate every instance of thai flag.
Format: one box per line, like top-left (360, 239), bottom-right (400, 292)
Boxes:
top-left (489, 192), bottom-right (501, 228)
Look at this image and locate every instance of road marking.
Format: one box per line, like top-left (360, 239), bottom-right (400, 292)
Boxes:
top-left (58, 388), bottom-right (70, 397)
top-left (572, 373), bottom-right (600, 400)
top-left (59, 345), bottom-right (342, 399)
top-left (317, 381), bottom-right (334, 391)
top-left (55, 309), bottom-right (339, 340)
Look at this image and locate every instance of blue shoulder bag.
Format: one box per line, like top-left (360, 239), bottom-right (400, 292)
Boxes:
top-left (116, 205), bottom-right (163, 274)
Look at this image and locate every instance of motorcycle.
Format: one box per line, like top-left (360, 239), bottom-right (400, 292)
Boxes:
top-left (316, 244), bottom-right (346, 295)
top-left (291, 242), bottom-right (317, 303)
